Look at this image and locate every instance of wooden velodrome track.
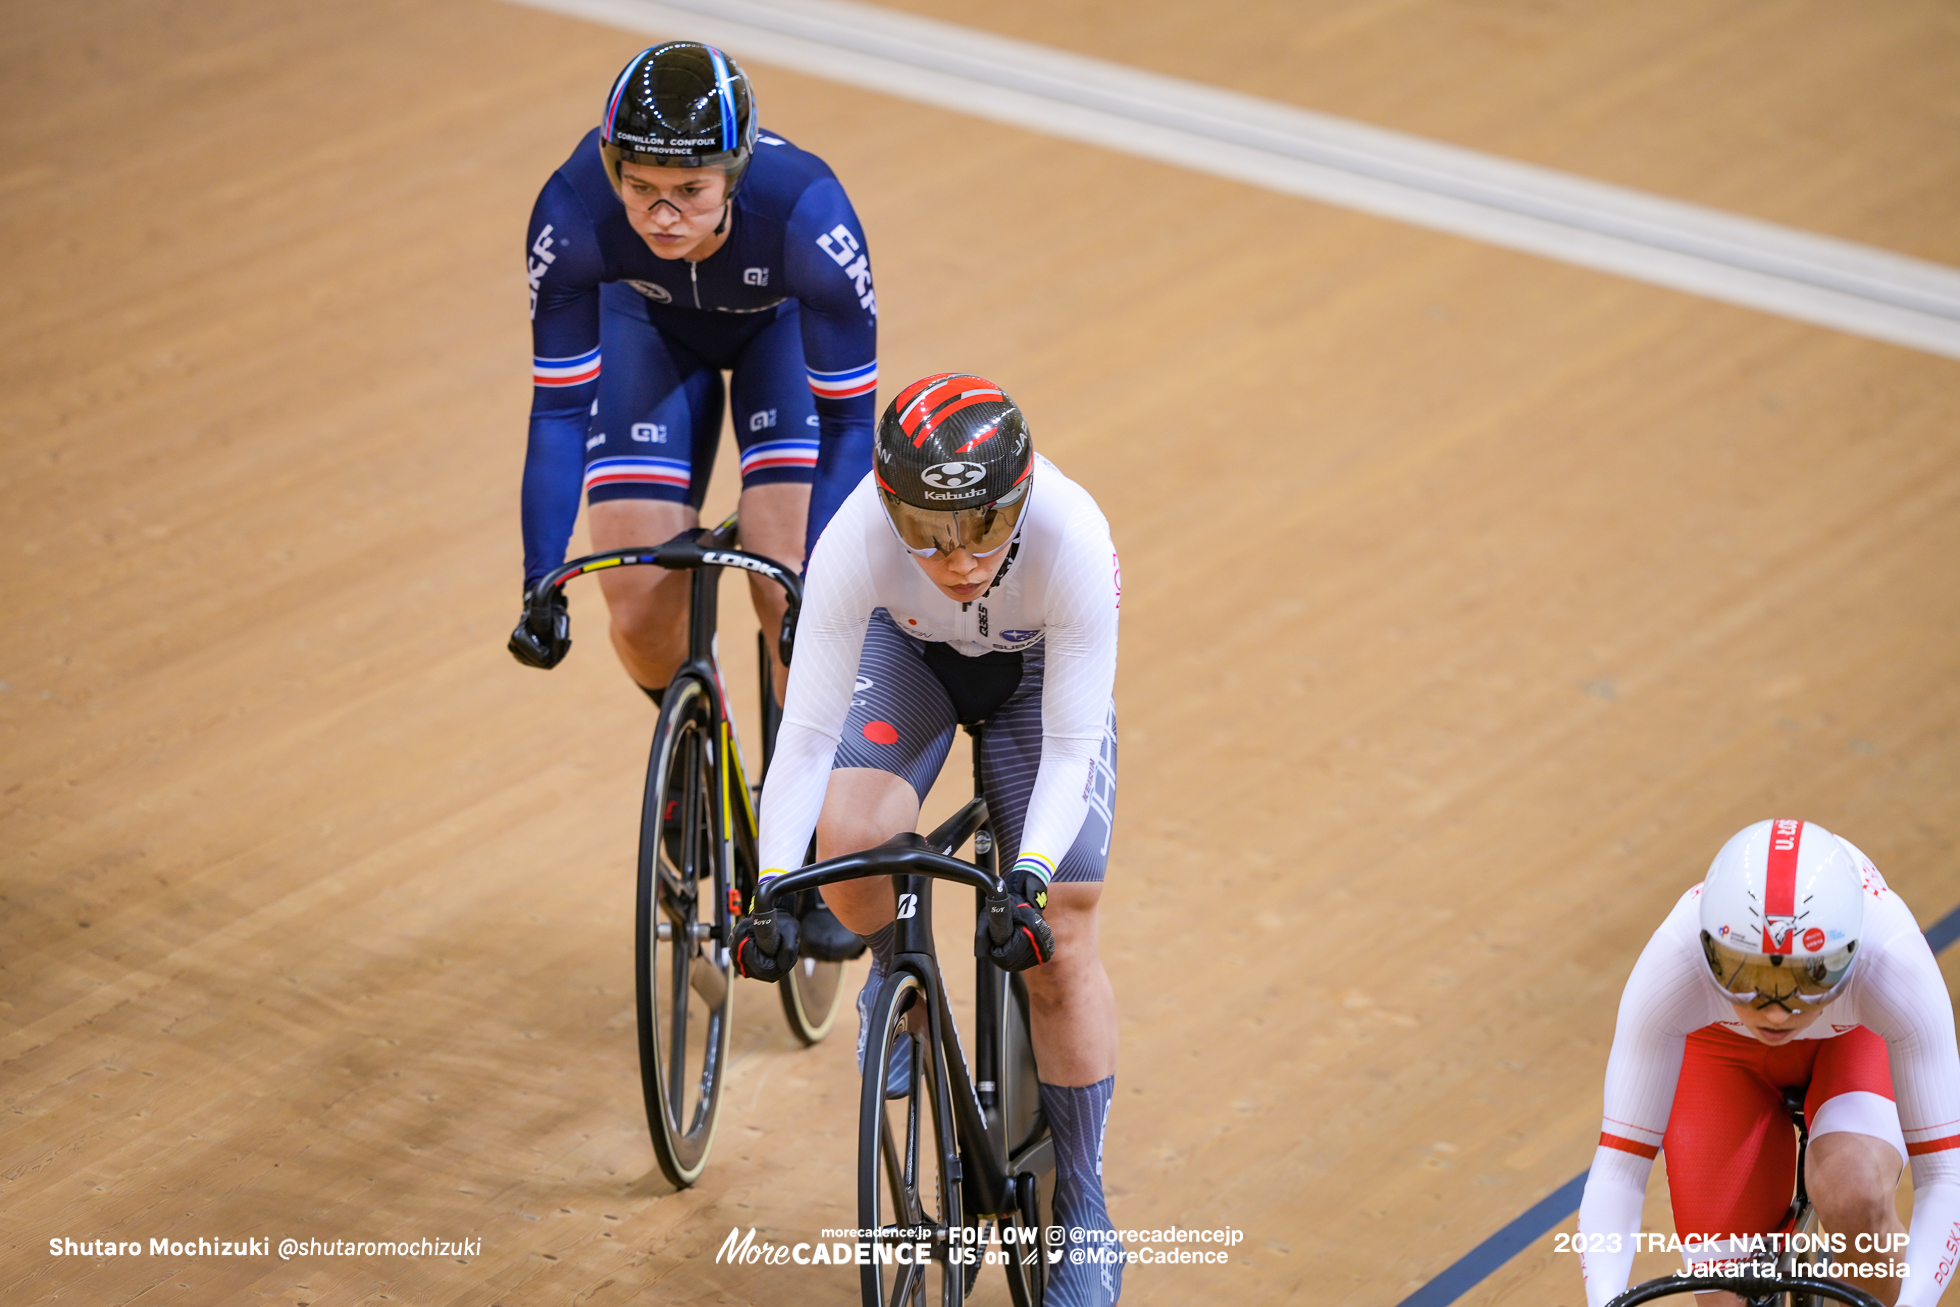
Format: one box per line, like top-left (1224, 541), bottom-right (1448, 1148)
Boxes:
top-left (5, 1), bottom-right (1959, 1303)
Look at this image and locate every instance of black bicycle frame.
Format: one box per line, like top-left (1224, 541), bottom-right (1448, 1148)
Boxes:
top-left (756, 811), bottom-right (1036, 1218)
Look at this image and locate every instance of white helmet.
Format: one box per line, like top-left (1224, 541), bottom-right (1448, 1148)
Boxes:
top-left (1698, 819), bottom-right (1864, 1010)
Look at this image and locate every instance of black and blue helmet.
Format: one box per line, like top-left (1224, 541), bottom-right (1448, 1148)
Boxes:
top-left (599, 43), bottom-right (759, 193)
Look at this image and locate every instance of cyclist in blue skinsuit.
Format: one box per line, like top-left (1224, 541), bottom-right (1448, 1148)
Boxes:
top-left (509, 41), bottom-right (876, 693)
top-left (508, 42), bottom-right (875, 958)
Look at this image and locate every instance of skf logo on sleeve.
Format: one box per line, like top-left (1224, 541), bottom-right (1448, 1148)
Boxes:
top-left (814, 224), bottom-right (876, 314)
top-left (527, 224), bottom-right (557, 319)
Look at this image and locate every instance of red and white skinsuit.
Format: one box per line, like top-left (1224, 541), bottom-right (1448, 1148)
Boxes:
top-left (1578, 842), bottom-right (1960, 1306)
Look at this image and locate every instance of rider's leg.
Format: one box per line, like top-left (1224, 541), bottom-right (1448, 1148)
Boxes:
top-left (815, 766), bottom-right (918, 932)
top-left (1023, 883), bottom-right (1118, 1081)
top-left (589, 500), bottom-right (698, 692)
top-left (1805, 1032), bottom-right (1908, 1306)
top-left (816, 766), bottom-right (920, 1082)
top-left (979, 678), bottom-right (1124, 1306)
top-left (1025, 885), bottom-right (1123, 1307)
top-left (725, 305), bottom-right (820, 708)
top-left (811, 616), bottom-right (962, 1078)
top-left (581, 288), bottom-right (722, 697)
top-left (733, 481), bottom-right (808, 705)
top-left (812, 612), bottom-right (961, 938)
top-left (1661, 1028), bottom-right (1801, 1307)
top-left (1807, 1132), bottom-right (1905, 1306)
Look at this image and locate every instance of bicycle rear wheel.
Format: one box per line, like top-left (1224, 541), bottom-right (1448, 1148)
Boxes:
top-left (752, 631), bottom-right (848, 1044)
top-left (999, 973), bottom-right (1053, 1307)
top-left (859, 970), bottom-right (961, 1306)
top-left (635, 674), bottom-right (734, 1188)
top-left (779, 891), bottom-right (847, 1044)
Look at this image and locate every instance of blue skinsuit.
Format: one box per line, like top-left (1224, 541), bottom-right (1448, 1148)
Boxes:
top-left (521, 127), bottom-right (878, 585)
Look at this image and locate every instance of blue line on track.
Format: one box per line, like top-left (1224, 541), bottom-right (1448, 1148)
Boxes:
top-left (1393, 900), bottom-right (1960, 1307)
top-left (1393, 1170), bottom-right (1590, 1307)
top-left (1925, 901), bottom-right (1960, 957)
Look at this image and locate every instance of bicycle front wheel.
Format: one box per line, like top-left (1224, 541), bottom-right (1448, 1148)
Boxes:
top-left (859, 970), bottom-right (961, 1307)
top-left (635, 674), bottom-right (734, 1188)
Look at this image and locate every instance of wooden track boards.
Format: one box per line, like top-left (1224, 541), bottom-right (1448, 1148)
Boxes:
top-left (3, 1), bottom-right (1957, 1304)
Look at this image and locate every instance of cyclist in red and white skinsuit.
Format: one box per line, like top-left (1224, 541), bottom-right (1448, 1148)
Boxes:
top-left (1578, 820), bottom-right (1960, 1307)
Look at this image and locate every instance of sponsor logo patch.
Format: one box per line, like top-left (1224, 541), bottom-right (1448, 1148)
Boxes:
top-left (921, 461), bottom-right (987, 490)
top-left (627, 279), bottom-right (672, 303)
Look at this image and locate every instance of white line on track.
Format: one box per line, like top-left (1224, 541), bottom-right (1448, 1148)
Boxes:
top-left (505, 0), bottom-right (1960, 361)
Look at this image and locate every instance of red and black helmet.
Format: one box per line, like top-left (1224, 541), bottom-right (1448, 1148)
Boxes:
top-left (874, 374), bottom-right (1034, 557)
top-left (875, 373), bottom-right (1032, 509)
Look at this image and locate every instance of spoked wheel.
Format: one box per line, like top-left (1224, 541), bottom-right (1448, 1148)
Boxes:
top-left (859, 971), bottom-right (960, 1307)
top-left (634, 675), bottom-right (733, 1188)
top-left (779, 890), bottom-right (847, 1044)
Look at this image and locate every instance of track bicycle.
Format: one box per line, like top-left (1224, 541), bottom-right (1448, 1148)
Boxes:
top-left (524, 514), bottom-right (848, 1188)
top-left (1605, 1087), bottom-right (1880, 1307)
top-left (756, 724), bottom-right (1057, 1307)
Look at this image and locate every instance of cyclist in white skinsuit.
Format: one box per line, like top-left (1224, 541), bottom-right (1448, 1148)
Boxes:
top-left (734, 373), bottom-right (1125, 1307)
top-left (1578, 821), bottom-right (1960, 1307)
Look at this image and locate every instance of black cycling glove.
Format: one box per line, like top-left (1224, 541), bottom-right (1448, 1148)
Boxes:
top-left (508, 585), bottom-right (571, 669)
top-left (978, 865), bottom-right (1055, 972)
top-left (732, 907), bottom-right (800, 983)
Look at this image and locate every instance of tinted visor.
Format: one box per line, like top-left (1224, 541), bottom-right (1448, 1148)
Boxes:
top-left (881, 482), bottom-right (1028, 556)
top-left (1700, 931), bottom-right (1857, 1009)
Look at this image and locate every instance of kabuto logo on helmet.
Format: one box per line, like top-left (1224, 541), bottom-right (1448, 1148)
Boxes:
top-left (921, 462), bottom-right (986, 490)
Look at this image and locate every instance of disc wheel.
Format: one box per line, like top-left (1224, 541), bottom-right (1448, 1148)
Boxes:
top-left (634, 674), bottom-right (733, 1188)
top-left (859, 971), bottom-right (960, 1306)
top-left (999, 972), bottom-right (1054, 1307)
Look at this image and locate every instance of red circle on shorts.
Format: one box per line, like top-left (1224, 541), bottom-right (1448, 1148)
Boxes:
top-left (863, 720), bottom-right (900, 746)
